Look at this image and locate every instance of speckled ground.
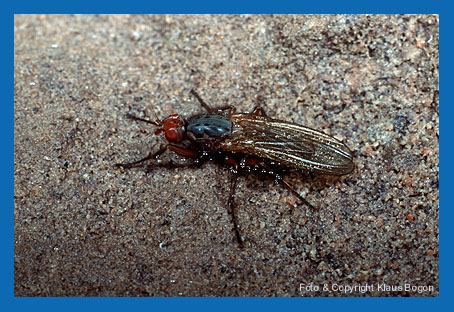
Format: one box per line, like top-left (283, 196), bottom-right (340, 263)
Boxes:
top-left (14, 14), bottom-right (438, 296)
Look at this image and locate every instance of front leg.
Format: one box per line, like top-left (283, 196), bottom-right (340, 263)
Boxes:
top-left (115, 144), bottom-right (202, 170)
top-left (115, 145), bottom-right (168, 169)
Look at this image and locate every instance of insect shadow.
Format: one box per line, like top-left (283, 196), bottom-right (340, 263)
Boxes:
top-left (115, 90), bottom-right (354, 247)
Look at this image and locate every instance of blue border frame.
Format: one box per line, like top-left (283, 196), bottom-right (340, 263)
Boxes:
top-left (6, 1), bottom-right (446, 14)
top-left (7, 1), bottom-right (447, 311)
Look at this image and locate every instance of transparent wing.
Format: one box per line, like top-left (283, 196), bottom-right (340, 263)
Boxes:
top-left (219, 113), bottom-right (354, 175)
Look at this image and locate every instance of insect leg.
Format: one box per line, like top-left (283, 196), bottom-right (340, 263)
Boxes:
top-left (115, 144), bottom-right (201, 170)
top-left (214, 105), bottom-right (235, 114)
top-left (190, 89), bottom-right (234, 113)
top-left (280, 178), bottom-right (316, 210)
top-left (115, 145), bottom-right (168, 169)
top-left (168, 145), bottom-right (199, 158)
top-left (190, 89), bottom-right (212, 112)
top-left (257, 160), bottom-right (315, 209)
top-left (144, 146), bottom-right (208, 171)
top-left (228, 167), bottom-right (244, 247)
top-left (250, 106), bottom-right (268, 117)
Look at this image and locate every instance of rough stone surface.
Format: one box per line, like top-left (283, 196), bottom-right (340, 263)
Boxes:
top-left (14, 14), bottom-right (438, 296)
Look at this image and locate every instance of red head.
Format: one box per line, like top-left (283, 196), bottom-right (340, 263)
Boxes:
top-left (154, 114), bottom-right (186, 142)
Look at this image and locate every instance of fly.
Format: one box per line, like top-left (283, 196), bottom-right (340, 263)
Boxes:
top-left (115, 90), bottom-right (354, 247)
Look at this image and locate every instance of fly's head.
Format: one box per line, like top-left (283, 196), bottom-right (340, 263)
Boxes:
top-left (154, 114), bottom-right (186, 143)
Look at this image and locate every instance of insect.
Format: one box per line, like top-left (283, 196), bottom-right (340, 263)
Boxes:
top-left (115, 90), bottom-right (354, 247)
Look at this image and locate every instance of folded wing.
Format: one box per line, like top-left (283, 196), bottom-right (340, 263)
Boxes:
top-left (219, 113), bottom-right (354, 175)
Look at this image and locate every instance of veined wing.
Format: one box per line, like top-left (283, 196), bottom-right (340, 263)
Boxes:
top-left (219, 113), bottom-right (354, 175)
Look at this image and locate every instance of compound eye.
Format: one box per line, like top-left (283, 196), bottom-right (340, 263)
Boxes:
top-left (165, 129), bottom-right (178, 142)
